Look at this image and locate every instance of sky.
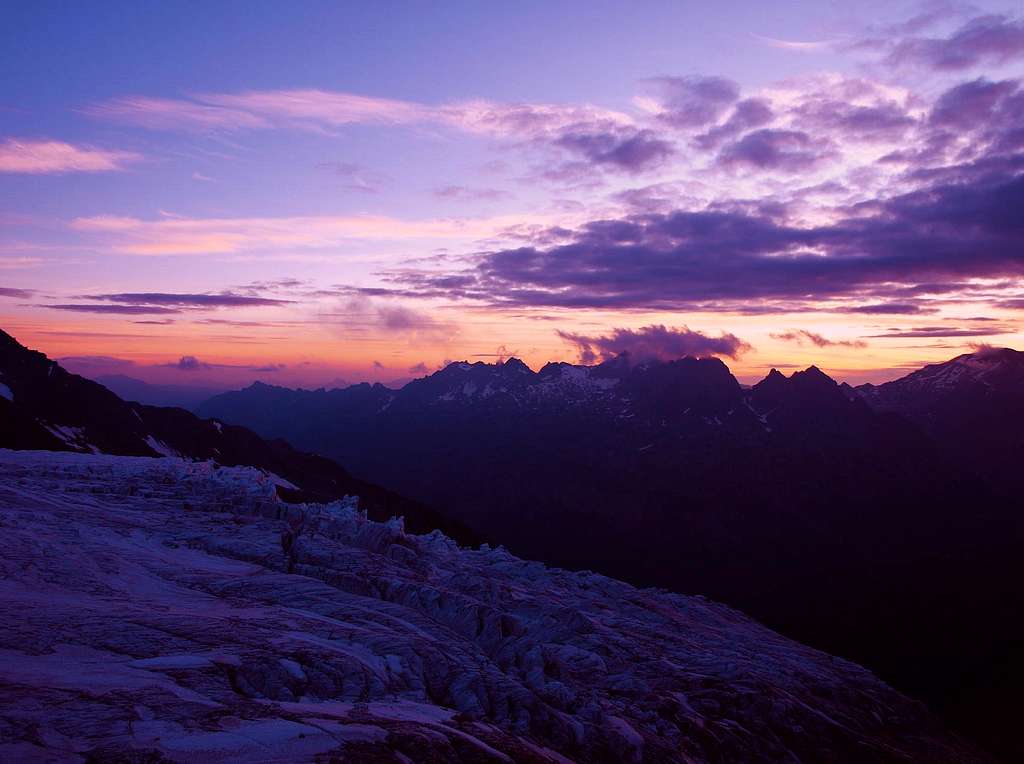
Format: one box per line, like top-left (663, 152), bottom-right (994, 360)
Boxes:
top-left (1, 0), bottom-right (1023, 389)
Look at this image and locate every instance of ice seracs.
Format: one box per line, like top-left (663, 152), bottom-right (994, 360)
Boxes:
top-left (0, 449), bottom-right (982, 762)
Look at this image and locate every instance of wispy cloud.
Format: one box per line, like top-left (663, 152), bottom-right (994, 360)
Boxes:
top-left (771, 329), bottom-right (867, 348)
top-left (322, 295), bottom-right (459, 344)
top-left (43, 304), bottom-right (181, 315)
top-left (0, 138), bottom-right (142, 174)
top-left (83, 292), bottom-right (294, 308)
top-left (315, 161), bottom-right (392, 193)
top-left (67, 211), bottom-right (563, 255)
top-left (36, 291), bottom-right (295, 315)
top-left (865, 325), bottom-right (1015, 338)
top-left (0, 257), bottom-right (45, 270)
top-left (85, 88), bottom-right (633, 139)
top-left (434, 185), bottom-right (511, 202)
top-left (83, 88), bottom-right (648, 180)
top-left (751, 33), bottom-right (837, 52)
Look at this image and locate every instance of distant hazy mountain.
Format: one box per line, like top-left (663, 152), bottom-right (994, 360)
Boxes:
top-left (94, 373), bottom-right (227, 410)
top-left (199, 348), bottom-right (1024, 758)
top-left (0, 329), bottom-right (468, 541)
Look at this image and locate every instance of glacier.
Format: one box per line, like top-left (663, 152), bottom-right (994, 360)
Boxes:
top-left (0, 449), bottom-right (980, 762)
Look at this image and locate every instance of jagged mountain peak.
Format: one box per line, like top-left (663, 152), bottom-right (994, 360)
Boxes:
top-left (790, 364), bottom-right (838, 388)
top-left (497, 356), bottom-right (532, 373)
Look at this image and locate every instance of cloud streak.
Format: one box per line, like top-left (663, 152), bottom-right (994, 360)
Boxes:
top-left (85, 292), bottom-right (294, 308)
top-left (67, 211), bottom-right (559, 256)
top-left (43, 304), bottom-right (181, 315)
top-left (0, 138), bottom-right (141, 174)
top-left (771, 330), bottom-right (867, 348)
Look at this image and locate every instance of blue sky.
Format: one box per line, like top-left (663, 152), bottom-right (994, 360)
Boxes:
top-left (1, 1), bottom-right (1022, 388)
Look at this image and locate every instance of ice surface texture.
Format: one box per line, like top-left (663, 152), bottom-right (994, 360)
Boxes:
top-left (0, 450), bottom-right (980, 762)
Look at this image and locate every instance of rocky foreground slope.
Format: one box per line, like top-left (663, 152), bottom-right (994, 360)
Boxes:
top-left (0, 450), bottom-right (981, 762)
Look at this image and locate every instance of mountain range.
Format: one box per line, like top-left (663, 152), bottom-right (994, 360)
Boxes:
top-left (197, 346), bottom-right (1024, 758)
top-left (2, 327), bottom-right (1021, 757)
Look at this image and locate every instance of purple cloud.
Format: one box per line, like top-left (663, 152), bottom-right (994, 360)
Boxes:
top-left (434, 185), bottom-right (510, 201)
top-left (58, 355), bottom-right (137, 368)
top-left (557, 324), bottom-right (750, 364)
top-left (325, 297), bottom-right (458, 342)
top-left (865, 325), bottom-right (1015, 338)
top-left (376, 158), bottom-right (1024, 312)
top-left (165, 356), bottom-right (285, 372)
top-left (886, 14), bottom-right (1024, 71)
top-left (846, 303), bottom-right (934, 315)
top-left (793, 99), bottom-right (916, 142)
top-left (0, 287), bottom-right (34, 299)
top-left (694, 98), bottom-right (773, 150)
top-left (930, 78), bottom-right (1019, 130)
top-left (554, 128), bottom-right (674, 173)
top-left (717, 129), bottom-right (833, 172)
top-left (86, 292), bottom-right (294, 307)
top-left (175, 356), bottom-right (209, 371)
top-left (646, 76), bottom-right (740, 128)
top-left (44, 304), bottom-right (182, 315)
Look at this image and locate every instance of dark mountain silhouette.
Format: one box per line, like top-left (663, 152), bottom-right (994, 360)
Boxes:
top-left (199, 348), bottom-right (1024, 759)
top-left (857, 347), bottom-right (1024, 496)
top-left (0, 330), bottom-right (470, 542)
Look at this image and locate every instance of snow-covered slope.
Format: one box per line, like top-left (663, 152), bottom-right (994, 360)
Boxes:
top-left (857, 347), bottom-right (1024, 412)
top-left (0, 450), bottom-right (980, 762)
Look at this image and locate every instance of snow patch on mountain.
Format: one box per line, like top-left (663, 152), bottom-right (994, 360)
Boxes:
top-left (43, 424), bottom-right (99, 453)
top-left (857, 348), bottom-right (1024, 411)
top-left (144, 434), bottom-right (181, 457)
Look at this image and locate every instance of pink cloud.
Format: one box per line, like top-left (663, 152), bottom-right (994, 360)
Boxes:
top-left (0, 138), bottom-right (142, 174)
top-left (67, 211), bottom-right (569, 256)
top-left (84, 88), bottom-right (633, 141)
top-left (80, 96), bottom-right (272, 131)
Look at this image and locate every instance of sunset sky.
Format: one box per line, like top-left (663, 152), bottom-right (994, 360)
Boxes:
top-left (2, 1), bottom-right (1022, 388)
